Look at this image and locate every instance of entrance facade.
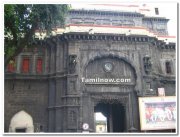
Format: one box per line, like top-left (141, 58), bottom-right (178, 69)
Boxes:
top-left (81, 56), bottom-right (139, 132)
top-left (4, 8), bottom-right (176, 133)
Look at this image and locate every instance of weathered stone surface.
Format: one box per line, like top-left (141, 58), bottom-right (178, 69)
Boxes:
top-left (4, 9), bottom-right (175, 133)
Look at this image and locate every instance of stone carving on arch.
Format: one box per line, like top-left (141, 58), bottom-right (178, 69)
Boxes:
top-left (9, 110), bottom-right (34, 133)
top-left (92, 94), bottom-right (129, 107)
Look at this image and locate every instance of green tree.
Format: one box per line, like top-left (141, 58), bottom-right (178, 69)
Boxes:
top-left (4, 4), bottom-right (70, 66)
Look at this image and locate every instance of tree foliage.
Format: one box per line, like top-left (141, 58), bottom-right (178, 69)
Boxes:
top-left (4, 4), bottom-right (70, 66)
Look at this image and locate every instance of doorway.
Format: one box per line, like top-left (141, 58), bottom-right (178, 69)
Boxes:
top-left (94, 102), bottom-right (126, 132)
top-left (15, 128), bottom-right (26, 132)
top-left (9, 110), bottom-right (34, 132)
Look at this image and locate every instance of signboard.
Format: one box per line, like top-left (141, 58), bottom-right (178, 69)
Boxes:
top-left (138, 96), bottom-right (176, 131)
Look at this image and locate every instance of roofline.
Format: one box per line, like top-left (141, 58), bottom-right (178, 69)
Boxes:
top-left (69, 9), bottom-right (169, 21)
top-left (65, 24), bottom-right (176, 39)
top-left (69, 9), bottom-right (144, 17)
top-left (66, 24), bottom-right (146, 29)
top-left (143, 17), bottom-right (169, 21)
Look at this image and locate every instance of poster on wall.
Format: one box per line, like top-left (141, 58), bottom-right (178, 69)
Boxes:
top-left (138, 96), bottom-right (176, 131)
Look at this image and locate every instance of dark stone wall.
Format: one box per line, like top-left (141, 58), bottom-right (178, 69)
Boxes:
top-left (163, 83), bottom-right (176, 96)
top-left (4, 79), bottom-right (49, 132)
top-left (4, 32), bottom-right (176, 132)
top-left (66, 35), bottom-right (175, 132)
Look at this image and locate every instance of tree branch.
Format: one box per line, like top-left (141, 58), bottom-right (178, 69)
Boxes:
top-left (5, 22), bottom-right (37, 67)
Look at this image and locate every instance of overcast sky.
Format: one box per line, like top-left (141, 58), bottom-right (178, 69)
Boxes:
top-left (71, 2), bottom-right (177, 36)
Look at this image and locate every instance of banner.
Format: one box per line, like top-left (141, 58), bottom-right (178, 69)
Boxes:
top-left (138, 96), bottom-right (176, 130)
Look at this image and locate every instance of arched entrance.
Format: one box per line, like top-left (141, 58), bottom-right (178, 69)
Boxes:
top-left (95, 102), bottom-right (126, 132)
top-left (82, 56), bottom-right (138, 132)
top-left (9, 110), bottom-right (34, 133)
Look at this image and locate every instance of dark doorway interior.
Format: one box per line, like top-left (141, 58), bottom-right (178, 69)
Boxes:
top-left (15, 128), bottom-right (26, 132)
top-left (94, 102), bottom-right (126, 132)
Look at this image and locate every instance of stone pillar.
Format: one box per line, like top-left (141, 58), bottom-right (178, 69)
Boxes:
top-left (16, 55), bottom-right (21, 73)
top-left (56, 43), bottom-right (60, 72)
top-left (32, 54), bottom-right (36, 74)
top-left (109, 105), bottom-right (113, 132)
top-left (50, 46), bottom-right (56, 73)
top-left (59, 44), bottom-right (64, 71)
top-left (44, 46), bottom-right (48, 74)
top-left (128, 92), bottom-right (138, 132)
top-left (55, 108), bottom-right (63, 132)
top-left (82, 94), bottom-right (92, 132)
top-left (48, 79), bottom-right (56, 132)
top-left (128, 93), bottom-right (133, 129)
top-left (63, 42), bottom-right (68, 70)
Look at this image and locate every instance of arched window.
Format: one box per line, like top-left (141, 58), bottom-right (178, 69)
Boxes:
top-left (165, 61), bottom-right (171, 74)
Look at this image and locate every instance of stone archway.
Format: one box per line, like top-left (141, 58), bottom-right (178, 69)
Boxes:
top-left (83, 54), bottom-right (137, 81)
top-left (9, 110), bottom-right (34, 133)
top-left (94, 102), bottom-right (126, 132)
top-left (84, 56), bottom-right (136, 83)
top-left (81, 56), bottom-right (138, 132)
top-left (92, 94), bottom-right (130, 132)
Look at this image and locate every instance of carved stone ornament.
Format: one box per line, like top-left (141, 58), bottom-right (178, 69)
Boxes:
top-left (92, 94), bottom-right (129, 106)
top-left (69, 55), bottom-right (77, 74)
top-left (143, 56), bottom-right (152, 74)
top-left (103, 62), bottom-right (114, 72)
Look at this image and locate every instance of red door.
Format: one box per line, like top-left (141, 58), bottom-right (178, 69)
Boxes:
top-left (36, 59), bottom-right (43, 74)
top-left (22, 59), bottom-right (30, 73)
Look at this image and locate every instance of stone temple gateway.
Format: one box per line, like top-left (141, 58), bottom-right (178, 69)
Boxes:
top-left (5, 7), bottom-right (176, 133)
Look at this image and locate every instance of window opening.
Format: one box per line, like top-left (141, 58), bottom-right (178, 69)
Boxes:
top-left (22, 58), bottom-right (30, 73)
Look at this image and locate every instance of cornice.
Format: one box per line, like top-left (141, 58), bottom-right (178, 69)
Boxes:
top-left (56, 33), bottom-right (175, 50)
top-left (69, 9), bottom-right (144, 17)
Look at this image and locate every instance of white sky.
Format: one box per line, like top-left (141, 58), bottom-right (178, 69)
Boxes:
top-left (95, 112), bottom-right (107, 121)
top-left (71, 2), bottom-right (177, 36)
